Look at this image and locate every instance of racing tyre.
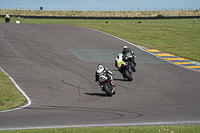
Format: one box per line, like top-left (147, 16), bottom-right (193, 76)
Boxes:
top-left (124, 69), bottom-right (133, 81)
top-left (5, 19), bottom-right (10, 23)
top-left (103, 82), bottom-right (113, 97)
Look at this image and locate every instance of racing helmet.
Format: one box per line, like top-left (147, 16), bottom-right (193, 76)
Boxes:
top-left (97, 64), bottom-right (104, 70)
top-left (97, 64), bottom-right (104, 73)
top-left (119, 53), bottom-right (123, 57)
top-left (123, 46), bottom-right (128, 49)
top-left (118, 53), bottom-right (123, 59)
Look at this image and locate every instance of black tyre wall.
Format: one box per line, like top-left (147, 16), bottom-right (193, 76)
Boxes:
top-left (124, 69), bottom-right (133, 81)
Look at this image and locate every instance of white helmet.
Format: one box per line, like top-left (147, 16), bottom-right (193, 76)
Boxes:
top-left (97, 64), bottom-right (104, 73)
top-left (118, 53), bottom-right (123, 60)
top-left (123, 46), bottom-right (128, 49)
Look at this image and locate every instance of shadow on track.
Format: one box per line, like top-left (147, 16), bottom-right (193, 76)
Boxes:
top-left (84, 93), bottom-right (108, 97)
top-left (113, 78), bottom-right (131, 81)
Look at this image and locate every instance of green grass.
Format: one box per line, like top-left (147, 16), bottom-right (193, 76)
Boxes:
top-left (1, 125), bottom-right (200, 133)
top-left (0, 68), bottom-right (26, 111)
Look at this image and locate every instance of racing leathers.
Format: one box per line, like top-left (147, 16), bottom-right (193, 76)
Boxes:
top-left (115, 54), bottom-right (127, 78)
top-left (95, 66), bottom-right (115, 94)
top-left (122, 48), bottom-right (136, 72)
top-left (95, 67), bottom-right (113, 83)
top-left (122, 48), bottom-right (135, 62)
top-left (5, 14), bottom-right (10, 23)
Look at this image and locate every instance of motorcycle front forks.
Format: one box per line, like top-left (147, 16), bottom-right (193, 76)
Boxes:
top-left (110, 79), bottom-right (115, 86)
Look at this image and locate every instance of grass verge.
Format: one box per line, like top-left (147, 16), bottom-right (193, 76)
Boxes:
top-left (0, 68), bottom-right (26, 111)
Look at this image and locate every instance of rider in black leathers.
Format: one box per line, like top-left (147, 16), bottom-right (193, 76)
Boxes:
top-left (121, 46), bottom-right (136, 72)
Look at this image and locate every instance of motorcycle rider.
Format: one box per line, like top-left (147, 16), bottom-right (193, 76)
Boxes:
top-left (122, 46), bottom-right (136, 72)
top-left (115, 53), bottom-right (127, 78)
top-left (5, 14), bottom-right (10, 23)
top-left (95, 64), bottom-right (115, 94)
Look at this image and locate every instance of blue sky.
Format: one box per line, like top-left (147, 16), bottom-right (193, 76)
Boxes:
top-left (1, 0), bottom-right (200, 11)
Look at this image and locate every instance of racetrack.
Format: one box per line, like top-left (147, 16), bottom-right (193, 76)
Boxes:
top-left (0, 23), bottom-right (200, 130)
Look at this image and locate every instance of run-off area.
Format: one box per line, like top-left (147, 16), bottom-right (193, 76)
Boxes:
top-left (69, 49), bottom-right (169, 64)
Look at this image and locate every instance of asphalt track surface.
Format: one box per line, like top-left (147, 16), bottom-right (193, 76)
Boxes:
top-left (0, 23), bottom-right (200, 130)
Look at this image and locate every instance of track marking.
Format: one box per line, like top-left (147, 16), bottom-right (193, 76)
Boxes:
top-left (146, 49), bottom-right (200, 72)
top-left (0, 68), bottom-right (31, 113)
top-left (173, 62), bottom-right (192, 65)
top-left (155, 54), bottom-right (175, 56)
top-left (146, 49), bottom-right (161, 52)
top-left (164, 58), bottom-right (188, 61)
top-left (185, 66), bottom-right (200, 68)
top-left (1, 121), bottom-right (200, 130)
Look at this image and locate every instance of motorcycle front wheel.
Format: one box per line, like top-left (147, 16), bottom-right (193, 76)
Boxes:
top-left (103, 82), bottom-right (113, 97)
top-left (130, 62), bottom-right (136, 72)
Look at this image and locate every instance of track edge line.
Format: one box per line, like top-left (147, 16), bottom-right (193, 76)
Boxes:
top-left (0, 67), bottom-right (31, 113)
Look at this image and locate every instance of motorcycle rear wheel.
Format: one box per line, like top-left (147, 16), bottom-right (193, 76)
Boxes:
top-left (124, 69), bottom-right (133, 81)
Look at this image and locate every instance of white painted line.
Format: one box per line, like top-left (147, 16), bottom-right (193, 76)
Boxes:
top-left (0, 67), bottom-right (31, 113)
top-left (1, 120), bottom-right (200, 130)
